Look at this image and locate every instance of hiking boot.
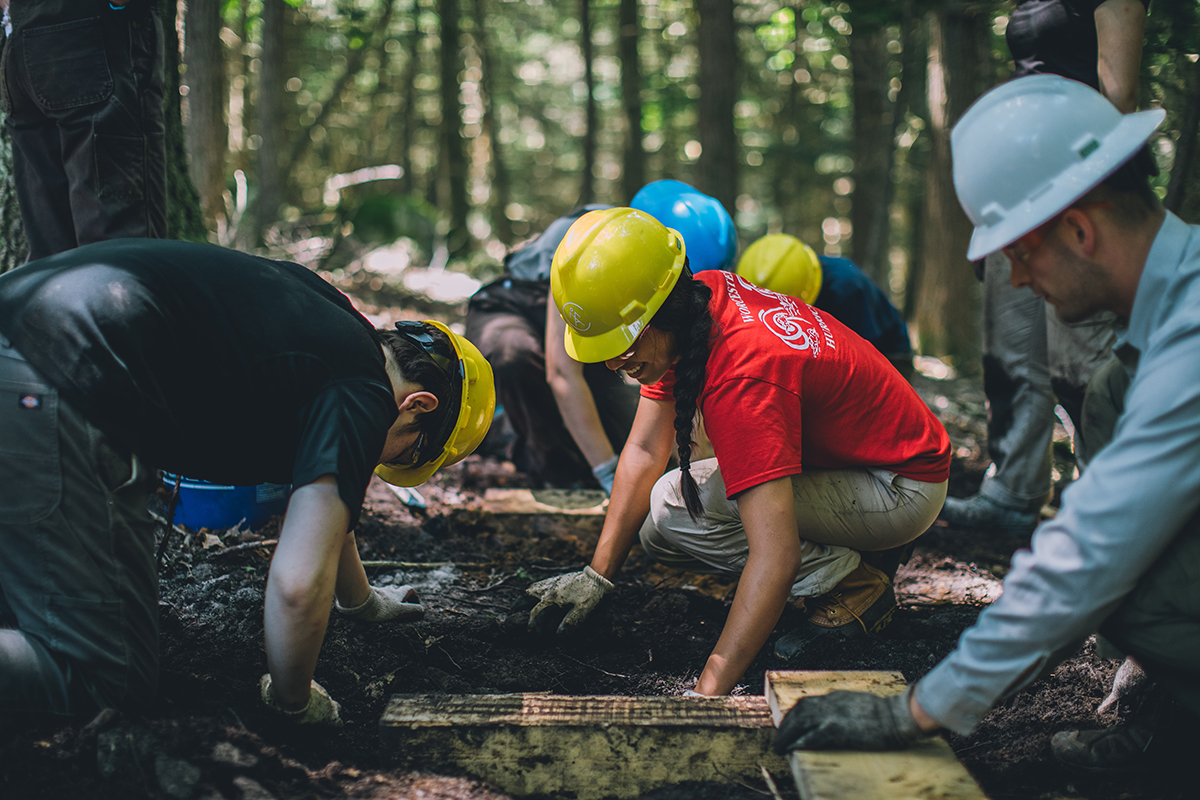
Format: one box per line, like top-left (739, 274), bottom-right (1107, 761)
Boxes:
top-left (938, 493), bottom-right (1039, 534)
top-left (773, 561), bottom-right (896, 660)
top-left (860, 541), bottom-right (918, 583)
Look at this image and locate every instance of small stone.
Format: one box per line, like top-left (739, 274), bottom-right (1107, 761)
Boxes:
top-left (211, 742), bottom-right (258, 768)
top-left (232, 776), bottom-right (278, 800)
top-left (156, 754), bottom-right (202, 799)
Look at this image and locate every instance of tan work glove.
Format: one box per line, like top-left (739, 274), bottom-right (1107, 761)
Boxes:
top-left (522, 566), bottom-right (613, 635)
top-left (335, 584), bottom-right (425, 623)
top-left (259, 674), bottom-right (343, 727)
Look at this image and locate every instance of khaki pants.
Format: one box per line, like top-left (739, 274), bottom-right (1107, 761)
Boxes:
top-left (638, 458), bottom-right (947, 598)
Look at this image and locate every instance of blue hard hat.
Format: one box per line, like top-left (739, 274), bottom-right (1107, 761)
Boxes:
top-left (629, 180), bottom-right (737, 272)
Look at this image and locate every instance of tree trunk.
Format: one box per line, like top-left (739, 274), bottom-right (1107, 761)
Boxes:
top-left (849, 6), bottom-right (902, 284)
top-left (618, 0), bottom-right (644, 203)
top-left (439, 0), bottom-right (469, 257)
top-left (696, 0), bottom-right (738, 215)
top-left (914, 3), bottom-right (989, 372)
top-left (183, 0), bottom-right (228, 232)
top-left (1165, 57), bottom-right (1200, 222)
top-left (472, 0), bottom-right (512, 244)
top-left (578, 0), bottom-right (596, 205)
top-left (237, 0), bottom-right (288, 248)
top-left (161, 0), bottom-right (206, 242)
top-left (0, 119), bottom-right (29, 272)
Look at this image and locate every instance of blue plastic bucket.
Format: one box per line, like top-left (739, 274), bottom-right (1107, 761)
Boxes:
top-left (163, 474), bottom-right (292, 530)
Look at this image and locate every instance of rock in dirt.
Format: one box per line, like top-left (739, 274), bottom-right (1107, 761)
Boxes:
top-left (211, 741), bottom-right (259, 768)
top-left (97, 724), bottom-right (162, 779)
top-left (156, 753), bottom-right (202, 799)
top-left (232, 775), bottom-right (278, 800)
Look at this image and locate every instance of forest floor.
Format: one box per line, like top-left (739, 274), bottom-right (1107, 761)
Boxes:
top-left (1, 277), bottom-right (1194, 800)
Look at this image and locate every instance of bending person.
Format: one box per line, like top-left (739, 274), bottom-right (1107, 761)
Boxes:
top-left (772, 76), bottom-right (1192, 775)
top-left (467, 181), bottom-right (737, 493)
top-left (521, 208), bottom-right (950, 694)
top-left (0, 239), bottom-right (494, 732)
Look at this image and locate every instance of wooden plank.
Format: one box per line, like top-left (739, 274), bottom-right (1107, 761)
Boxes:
top-left (481, 488), bottom-right (608, 515)
top-left (765, 671), bottom-right (989, 800)
top-left (380, 693), bottom-right (788, 798)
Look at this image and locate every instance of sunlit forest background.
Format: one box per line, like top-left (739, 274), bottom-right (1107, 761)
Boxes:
top-left (1, 0), bottom-right (1198, 372)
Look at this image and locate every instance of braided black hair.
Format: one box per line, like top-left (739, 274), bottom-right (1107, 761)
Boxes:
top-left (649, 263), bottom-right (714, 519)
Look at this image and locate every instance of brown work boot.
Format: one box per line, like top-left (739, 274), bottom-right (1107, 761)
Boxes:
top-left (773, 561), bottom-right (896, 660)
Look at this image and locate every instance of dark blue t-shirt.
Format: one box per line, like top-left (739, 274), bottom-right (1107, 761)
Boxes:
top-left (814, 256), bottom-right (912, 357)
top-left (0, 239), bottom-right (396, 528)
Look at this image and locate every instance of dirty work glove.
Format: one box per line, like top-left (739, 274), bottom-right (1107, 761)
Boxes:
top-left (773, 688), bottom-right (924, 753)
top-left (523, 566), bottom-right (613, 635)
top-left (259, 674), bottom-right (343, 727)
top-left (335, 584), bottom-right (425, 623)
top-left (591, 455), bottom-right (619, 495)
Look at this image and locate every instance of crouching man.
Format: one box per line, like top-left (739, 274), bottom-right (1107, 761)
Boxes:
top-left (775, 75), bottom-right (1200, 772)
top-left (0, 239), bottom-right (494, 732)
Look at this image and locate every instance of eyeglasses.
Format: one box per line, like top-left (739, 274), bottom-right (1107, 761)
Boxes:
top-left (1002, 201), bottom-right (1114, 270)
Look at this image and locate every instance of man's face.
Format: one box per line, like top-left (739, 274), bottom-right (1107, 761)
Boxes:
top-left (1003, 215), bottom-right (1118, 324)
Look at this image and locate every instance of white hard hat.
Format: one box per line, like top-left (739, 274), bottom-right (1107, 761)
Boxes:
top-left (952, 75), bottom-right (1165, 261)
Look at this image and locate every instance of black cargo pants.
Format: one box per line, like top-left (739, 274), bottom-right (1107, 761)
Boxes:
top-left (1, 0), bottom-right (166, 260)
top-left (0, 335), bottom-right (159, 734)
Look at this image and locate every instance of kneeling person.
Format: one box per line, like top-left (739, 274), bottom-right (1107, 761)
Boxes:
top-left (0, 239), bottom-right (494, 731)
top-left (522, 209), bottom-right (950, 694)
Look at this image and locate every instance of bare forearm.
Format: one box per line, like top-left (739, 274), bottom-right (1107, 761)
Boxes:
top-left (1095, 0), bottom-right (1146, 113)
top-left (263, 478), bottom-right (350, 708)
top-left (334, 532), bottom-right (371, 608)
top-left (548, 373), bottom-right (616, 468)
top-left (695, 551), bottom-right (796, 695)
top-left (590, 446), bottom-right (660, 577)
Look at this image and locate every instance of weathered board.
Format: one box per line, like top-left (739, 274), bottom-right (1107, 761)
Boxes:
top-left (481, 487), bottom-right (607, 515)
top-left (379, 693), bottom-right (788, 798)
top-left (765, 671), bottom-right (989, 800)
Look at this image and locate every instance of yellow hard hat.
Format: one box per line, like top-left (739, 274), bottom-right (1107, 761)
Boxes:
top-left (735, 233), bottom-right (823, 304)
top-left (375, 320), bottom-right (496, 487)
top-left (550, 207), bottom-right (687, 363)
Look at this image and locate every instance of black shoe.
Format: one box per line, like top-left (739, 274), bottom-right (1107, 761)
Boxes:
top-left (938, 493), bottom-right (1039, 534)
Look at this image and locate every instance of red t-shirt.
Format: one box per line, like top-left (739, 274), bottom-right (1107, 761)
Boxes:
top-left (641, 271), bottom-right (950, 498)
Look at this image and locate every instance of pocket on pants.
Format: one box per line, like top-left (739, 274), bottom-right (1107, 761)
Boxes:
top-left (95, 133), bottom-right (146, 203)
top-left (0, 377), bottom-right (61, 523)
top-left (46, 594), bottom-right (126, 681)
top-left (22, 17), bottom-right (113, 111)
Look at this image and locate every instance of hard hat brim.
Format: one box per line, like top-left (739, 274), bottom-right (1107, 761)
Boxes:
top-left (965, 107), bottom-right (1165, 261)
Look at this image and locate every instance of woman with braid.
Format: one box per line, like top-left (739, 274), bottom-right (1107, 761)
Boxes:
top-left (519, 208), bottom-right (950, 694)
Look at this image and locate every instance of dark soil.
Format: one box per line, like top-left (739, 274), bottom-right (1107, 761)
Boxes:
top-left (1, 373), bottom-right (1192, 800)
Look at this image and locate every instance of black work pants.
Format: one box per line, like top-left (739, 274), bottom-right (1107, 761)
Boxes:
top-left (466, 280), bottom-right (639, 487)
top-left (1, 0), bottom-right (166, 260)
top-left (0, 336), bottom-right (160, 734)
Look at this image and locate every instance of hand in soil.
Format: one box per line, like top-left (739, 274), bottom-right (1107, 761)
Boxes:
top-left (335, 584), bottom-right (425, 623)
top-left (259, 675), bottom-right (344, 727)
top-left (774, 689), bottom-right (923, 752)
top-left (519, 565), bottom-right (613, 635)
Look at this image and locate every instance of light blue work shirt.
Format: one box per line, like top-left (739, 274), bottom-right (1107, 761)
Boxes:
top-left (916, 211), bottom-right (1200, 735)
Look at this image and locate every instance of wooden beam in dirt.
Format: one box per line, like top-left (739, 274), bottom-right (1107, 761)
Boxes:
top-left (481, 488), bottom-right (608, 515)
top-left (765, 671), bottom-right (989, 800)
top-left (379, 693), bottom-right (789, 798)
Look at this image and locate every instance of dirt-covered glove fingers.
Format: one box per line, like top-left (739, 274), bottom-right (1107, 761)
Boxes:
top-left (510, 592), bottom-right (539, 614)
top-left (773, 690), bottom-right (922, 752)
top-left (522, 567), bottom-right (613, 635)
top-left (259, 674), bottom-right (344, 727)
top-left (558, 595), bottom-right (603, 634)
top-left (528, 597), bottom-right (570, 636)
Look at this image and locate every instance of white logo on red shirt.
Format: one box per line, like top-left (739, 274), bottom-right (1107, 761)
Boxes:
top-left (731, 274), bottom-right (829, 354)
